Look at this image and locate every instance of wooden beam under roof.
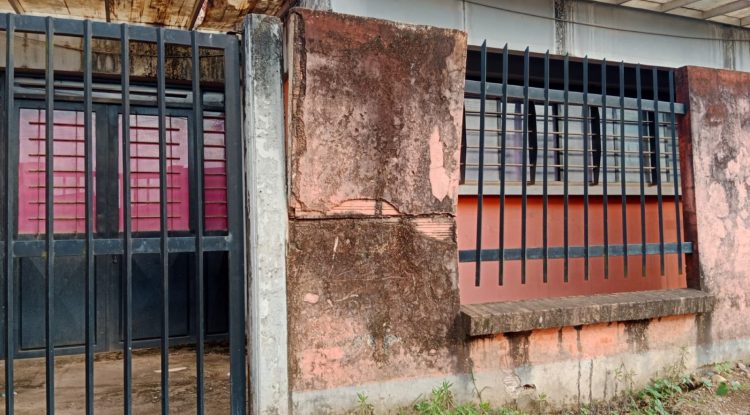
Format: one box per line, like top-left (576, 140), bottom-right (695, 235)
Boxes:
top-left (1, 0), bottom-right (287, 29)
top-left (660, 0), bottom-right (702, 12)
top-left (7, 0), bottom-right (24, 13)
top-left (701, 0), bottom-right (750, 19)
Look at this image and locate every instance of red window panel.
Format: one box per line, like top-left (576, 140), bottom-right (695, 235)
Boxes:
top-left (17, 109), bottom-right (96, 235)
top-left (203, 113), bottom-right (227, 232)
top-left (118, 115), bottom-right (190, 232)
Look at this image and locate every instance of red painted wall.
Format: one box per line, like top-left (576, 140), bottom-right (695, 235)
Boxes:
top-left (458, 194), bottom-right (686, 304)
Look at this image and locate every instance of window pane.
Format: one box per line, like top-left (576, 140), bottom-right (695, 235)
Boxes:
top-left (18, 109), bottom-right (96, 235)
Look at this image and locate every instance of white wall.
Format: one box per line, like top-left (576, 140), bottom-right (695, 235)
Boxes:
top-left (331, 0), bottom-right (750, 71)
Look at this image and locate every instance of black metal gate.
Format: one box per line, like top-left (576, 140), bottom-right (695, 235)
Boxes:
top-left (0, 13), bottom-right (246, 414)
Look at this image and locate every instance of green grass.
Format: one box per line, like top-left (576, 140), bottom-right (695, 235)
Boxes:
top-left (354, 381), bottom-right (528, 415)
top-left (353, 360), bottom-right (743, 415)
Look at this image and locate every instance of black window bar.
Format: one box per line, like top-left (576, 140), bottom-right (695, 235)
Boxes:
top-left (460, 43), bottom-right (692, 287)
top-left (0, 13), bottom-right (246, 414)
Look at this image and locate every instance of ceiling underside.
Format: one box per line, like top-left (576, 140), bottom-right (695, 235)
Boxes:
top-left (0, 0), bottom-right (290, 31)
top-left (595, 0), bottom-right (750, 28)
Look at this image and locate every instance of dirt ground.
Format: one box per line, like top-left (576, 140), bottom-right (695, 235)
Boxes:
top-left (0, 345), bottom-right (231, 414)
top-left (668, 363), bottom-right (750, 415)
top-left (560, 360), bottom-right (750, 415)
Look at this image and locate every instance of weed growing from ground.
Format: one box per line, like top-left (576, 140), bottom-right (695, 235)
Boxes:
top-left (352, 355), bottom-right (746, 414)
top-left (354, 392), bottom-right (375, 415)
top-left (353, 381), bottom-right (527, 415)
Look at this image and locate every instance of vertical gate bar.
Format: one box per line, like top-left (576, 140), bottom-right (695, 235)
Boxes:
top-left (619, 62), bottom-right (628, 277)
top-left (520, 48), bottom-right (529, 284)
top-left (83, 19), bottom-right (95, 415)
top-left (601, 60), bottom-right (609, 279)
top-left (542, 51), bottom-right (549, 283)
top-left (652, 68), bottom-right (665, 275)
top-left (582, 56), bottom-right (590, 280)
top-left (4, 13), bottom-right (15, 415)
top-left (563, 54), bottom-right (570, 283)
top-left (120, 23), bottom-right (133, 415)
top-left (156, 27), bottom-right (170, 415)
top-left (668, 70), bottom-right (683, 274)
top-left (460, 108), bottom-right (467, 184)
top-left (190, 31), bottom-right (206, 415)
top-left (498, 44), bottom-right (508, 286)
top-left (473, 41), bottom-right (486, 286)
top-left (44, 17), bottom-right (56, 414)
top-left (224, 36), bottom-right (247, 415)
top-left (636, 64), bottom-right (647, 277)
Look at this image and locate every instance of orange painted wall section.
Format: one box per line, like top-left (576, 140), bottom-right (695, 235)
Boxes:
top-left (457, 195), bottom-right (686, 304)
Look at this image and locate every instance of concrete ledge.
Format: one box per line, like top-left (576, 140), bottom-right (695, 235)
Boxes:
top-left (462, 289), bottom-right (715, 336)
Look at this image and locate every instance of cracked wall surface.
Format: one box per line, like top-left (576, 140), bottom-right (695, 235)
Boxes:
top-left (284, 7), bottom-right (468, 405)
top-left (287, 8), bottom-right (466, 219)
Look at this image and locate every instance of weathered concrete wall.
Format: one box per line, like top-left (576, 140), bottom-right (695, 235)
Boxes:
top-left (677, 66), bottom-right (750, 342)
top-left (285, 8), bottom-right (467, 412)
top-left (283, 9), bottom-right (750, 415)
top-left (287, 8), bottom-right (465, 219)
top-left (288, 218), bottom-right (463, 391)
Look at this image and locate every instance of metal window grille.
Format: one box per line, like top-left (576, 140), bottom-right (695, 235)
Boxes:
top-left (463, 101), bottom-right (680, 191)
top-left (0, 13), bottom-right (246, 414)
top-left (460, 43), bottom-right (693, 286)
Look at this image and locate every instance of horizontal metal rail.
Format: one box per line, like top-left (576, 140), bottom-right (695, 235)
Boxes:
top-left (0, 236), bottom-right (231, 257)
top-left (465, 80), bottom-right (686, 114)
top-left (460, 242), bottom-right (693, 262)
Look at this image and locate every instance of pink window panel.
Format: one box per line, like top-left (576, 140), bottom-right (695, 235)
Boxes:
top-left (17, 109), bottom-right (96, 235)
top-left (118, 115), bottom-right (190, 232)
top-left (203, 113), bottom-right (227, 232)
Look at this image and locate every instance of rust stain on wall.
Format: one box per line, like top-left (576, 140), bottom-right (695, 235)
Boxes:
top-left (623, 319), bottom-right (650, 353)
top-left (505, 331), bottom-right (531, 366)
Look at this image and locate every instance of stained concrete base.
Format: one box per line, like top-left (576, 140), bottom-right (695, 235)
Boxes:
top-left (291, 337), bottom-right (750, 414)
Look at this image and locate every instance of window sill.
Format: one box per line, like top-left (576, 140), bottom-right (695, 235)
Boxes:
top-left (461, 288), bottom-right (715, 336)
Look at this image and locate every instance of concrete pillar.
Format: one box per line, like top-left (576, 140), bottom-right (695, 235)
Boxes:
top-left (677, 66), bottom-right (750, 343)
top-left (243, 14), bottom-right (290, 415)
